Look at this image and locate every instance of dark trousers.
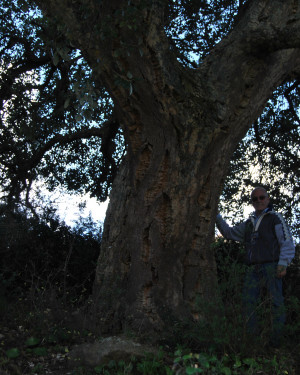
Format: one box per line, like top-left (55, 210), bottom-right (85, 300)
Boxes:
top-left (243, 262), bottom-right (285, 343)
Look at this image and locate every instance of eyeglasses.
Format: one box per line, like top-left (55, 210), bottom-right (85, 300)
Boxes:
top-left (251, 195), bottom-right (267, 202)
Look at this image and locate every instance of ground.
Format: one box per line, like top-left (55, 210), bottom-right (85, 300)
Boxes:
top-left (1, 298), bottom-right (299, 375)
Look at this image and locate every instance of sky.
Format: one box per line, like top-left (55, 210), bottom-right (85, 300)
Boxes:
top-left (34, 184), bottom-right (109, 227)
top-left (56, 194), bottom-right (109, 227)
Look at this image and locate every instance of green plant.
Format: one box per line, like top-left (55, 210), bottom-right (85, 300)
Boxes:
top-left (136, 349), bottom-right (172, 375)
top-left (5, 348), bottom-right (20, 359)
top-left (29, 363), bottom-right (45, 374)
top-left (172, 349), bottom-right (295, 375)
top-left (91, 359), bottom-right (134, 375)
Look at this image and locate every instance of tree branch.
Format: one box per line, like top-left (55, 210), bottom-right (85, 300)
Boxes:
top-left (1, 118), bottom-right (121, 206)
top-left (27, 120), bottom-right (120, 171)
top-left (237, 0), bottom-right (300, 54)
top-left (253, 119), bottom-right (299, 166)
top-left (284, 81), bottom-right (300, 125)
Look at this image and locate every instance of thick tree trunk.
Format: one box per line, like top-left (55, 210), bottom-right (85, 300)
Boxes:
top-left (94, 117), bottom-right (225, 334)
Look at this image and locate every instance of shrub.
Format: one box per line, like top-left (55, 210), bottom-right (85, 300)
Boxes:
top-left (0, 207), bottom-right (101, 311)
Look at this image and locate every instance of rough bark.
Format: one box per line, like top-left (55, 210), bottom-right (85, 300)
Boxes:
top-left (36, 0), bottom-right (300, 336)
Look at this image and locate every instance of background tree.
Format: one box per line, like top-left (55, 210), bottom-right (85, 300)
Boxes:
top-left (1, 0), bottom-right (299, 338)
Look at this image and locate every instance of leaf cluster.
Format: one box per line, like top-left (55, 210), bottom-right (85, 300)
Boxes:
top-left (0, 0), bottom-right (123, 211)
top-left (165, 0), bottom-right (246, 66)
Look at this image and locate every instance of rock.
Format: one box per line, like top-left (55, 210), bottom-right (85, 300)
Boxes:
top-left (68, 336), bottom-right (157, 368)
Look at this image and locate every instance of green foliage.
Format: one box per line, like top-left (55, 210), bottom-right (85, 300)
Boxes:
top-left (92, 359), bottom-right (136, 375)
top-left (135, 349), bottom-right (173, 375)
top-left (0, 0), bottom-right (123, 206)
top-left (173, 349), bottom-right (295, 375)
top-left (54, 347), bottom-right (298, 375)
top-left (25, 337), bottom-right (40, 347)
top-left (5, 348), bottom-right (20, 359)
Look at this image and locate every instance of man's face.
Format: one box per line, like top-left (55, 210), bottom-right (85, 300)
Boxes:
top-left (251, 189), bottom-right (270, 214)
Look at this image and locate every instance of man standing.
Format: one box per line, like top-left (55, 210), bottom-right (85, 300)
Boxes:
top-left (216, 187), bottom-right (295, 347)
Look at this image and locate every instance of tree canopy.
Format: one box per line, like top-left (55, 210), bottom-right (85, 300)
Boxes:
top-left (0, 0), bottom-right (299, 236)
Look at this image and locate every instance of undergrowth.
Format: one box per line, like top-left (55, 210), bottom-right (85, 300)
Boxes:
top-left (0, 211), bottom-right (299, 374)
